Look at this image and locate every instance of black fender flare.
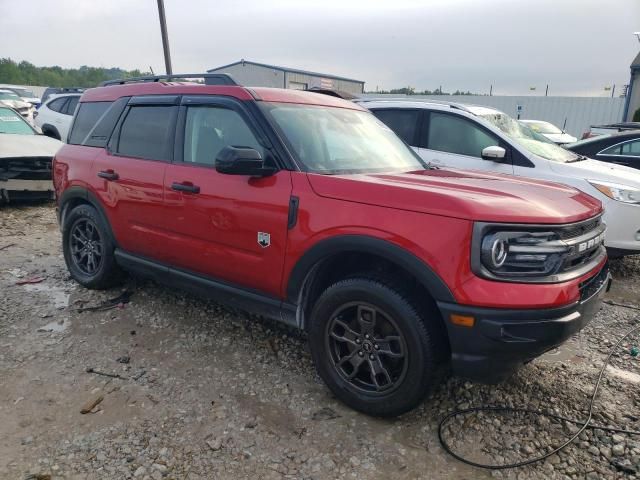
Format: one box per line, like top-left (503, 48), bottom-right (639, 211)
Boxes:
top-left (58, 186), bottom-right (118, 247)
top-left (286, 235), bottom-right (456, 305)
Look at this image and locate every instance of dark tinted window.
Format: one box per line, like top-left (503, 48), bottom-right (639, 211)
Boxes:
top-left (48, 97), bottom-right (68, 113)
top-left (426, 112), bottom-right (498, 157)
top-left (183, 106), bottom-right (263, 166)
top-left (63, 96), bottom-right (79, 115)
top-left (69, 102), bottom-right (112, 145)
top-left (117, 106), bottom-right (175, 161)
top-left (371, 109), bottom-right (419, 145)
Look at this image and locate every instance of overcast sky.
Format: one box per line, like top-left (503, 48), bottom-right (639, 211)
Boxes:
top-left (2, 0), bottom-right (639, 96)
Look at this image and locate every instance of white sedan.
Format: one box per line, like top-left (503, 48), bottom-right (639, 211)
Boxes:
top-left (0, 105), bottom-right (62, 203)
top-left (34, 93), bottom-right (80, 142)
top-left (519, 119), bottom-right (577, 145)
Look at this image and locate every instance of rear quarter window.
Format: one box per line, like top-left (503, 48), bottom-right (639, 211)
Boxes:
top-left (68, 102), bottom-right (113, 145)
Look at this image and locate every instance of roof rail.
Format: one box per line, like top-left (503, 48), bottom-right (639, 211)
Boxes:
top-left (355, 97), bottom-right (474, 113)
top-left (100, 73), bottom-right (239, 87)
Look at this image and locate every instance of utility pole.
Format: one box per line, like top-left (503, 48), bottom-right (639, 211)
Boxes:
top-left (545, 84), bottom-right (549, 97)
top-left (611, 84), bottom-right (616, 98)
top-left (156, 0), bottom-right (173, 75)
top-left (489, 84), bottom-right (493, 96)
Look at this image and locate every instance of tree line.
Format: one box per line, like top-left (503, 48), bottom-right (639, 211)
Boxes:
top-left (0, 58), bottom-right (150, 87)
top-left (366, 86), bottom-right (480, 95)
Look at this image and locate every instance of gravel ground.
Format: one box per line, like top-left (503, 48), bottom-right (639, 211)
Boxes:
top-left (1, 203), bottom-right (639, 480)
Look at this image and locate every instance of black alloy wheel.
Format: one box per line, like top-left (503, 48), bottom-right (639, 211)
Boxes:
top-left (69, 218), bottom-right (104, 276)
top-left (326, 302), bottom-right (408, 394)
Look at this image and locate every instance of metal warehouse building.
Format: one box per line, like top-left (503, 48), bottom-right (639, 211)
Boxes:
top-left (207, 60), bottom-right (365, 95)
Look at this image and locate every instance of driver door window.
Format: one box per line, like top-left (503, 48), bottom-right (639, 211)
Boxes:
top-left (418, 111), bottom-right (513, 174)
top-left (183, 106), bottom-right (264, 166)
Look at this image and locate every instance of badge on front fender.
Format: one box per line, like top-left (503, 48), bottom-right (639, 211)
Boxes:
top-left (257, 232), bottom-right (270, 248)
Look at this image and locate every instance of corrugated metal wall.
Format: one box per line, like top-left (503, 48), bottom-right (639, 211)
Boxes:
top-left (361, 94), bottom-right (626, 137)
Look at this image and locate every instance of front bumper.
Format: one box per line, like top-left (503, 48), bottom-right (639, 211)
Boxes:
top-left (437, 264), bottom-right (611, 383)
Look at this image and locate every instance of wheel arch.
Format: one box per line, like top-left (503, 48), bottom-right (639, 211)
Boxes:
top-left (58, 186), bottom-right (118, 247)
top-left (286, 235), bottom-right (455, 330)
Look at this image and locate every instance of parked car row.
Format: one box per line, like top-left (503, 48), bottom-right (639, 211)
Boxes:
top-left (48, 74), bottom-right (614, 417)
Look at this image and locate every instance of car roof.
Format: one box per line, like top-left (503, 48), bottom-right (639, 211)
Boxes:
top-left (356, 98), bottom-right (504, 116)
top-left (80, 83), bottom-right (365, 111)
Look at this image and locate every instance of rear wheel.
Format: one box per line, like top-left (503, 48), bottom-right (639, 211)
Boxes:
top-left (62, 204), bottom-right (121, 289)
top-left (308, 277), bottom-right (445, 417)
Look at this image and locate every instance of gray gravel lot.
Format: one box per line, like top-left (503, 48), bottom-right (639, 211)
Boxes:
top-left (1, 204), bottom-right (639, 479)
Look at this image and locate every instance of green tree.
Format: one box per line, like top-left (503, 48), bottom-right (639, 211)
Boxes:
top-left (0, 58), bottom-right (151, 87)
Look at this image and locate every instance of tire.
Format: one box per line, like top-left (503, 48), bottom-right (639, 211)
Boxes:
top-left (308, 277), bottom-right (445, 417)
top-left (62, 204), bottom-right (121, 289)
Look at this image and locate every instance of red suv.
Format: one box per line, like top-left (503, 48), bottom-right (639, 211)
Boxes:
top-left (53, 74), bottom-right (611, 417)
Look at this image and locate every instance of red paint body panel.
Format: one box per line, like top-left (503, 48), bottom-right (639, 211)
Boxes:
top-left (162, 164), bottom-right (292, 296)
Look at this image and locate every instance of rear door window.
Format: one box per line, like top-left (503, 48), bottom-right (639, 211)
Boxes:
top-left (63, 96), bottom-right (79, 116)
top-left (116, 106), bottom-right (176, 161)
top-left (371, 109), bottom-right (419, 145)
top-left (48, 97), bottom-right (68, 113)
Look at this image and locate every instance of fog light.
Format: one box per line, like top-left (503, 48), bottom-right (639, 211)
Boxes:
top-left (450, 314), bottom-right (475, 328)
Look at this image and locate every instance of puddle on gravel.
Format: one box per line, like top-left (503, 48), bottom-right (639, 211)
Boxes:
top-left (37, 318), bottom-right (71, 333)
top-left (22, 283), bottom-right (70, 309)
top-left (606, 365), bottom-right (640, 384)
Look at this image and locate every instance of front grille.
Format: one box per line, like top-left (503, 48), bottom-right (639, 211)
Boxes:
top-left (579, 263), bottom-right (609, 301)
top-left (557, 216), bottom-right (602, 240)
top-left (0, 157), bottom-right (52, 181)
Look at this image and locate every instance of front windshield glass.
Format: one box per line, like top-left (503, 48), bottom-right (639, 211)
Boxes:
top-left (0, 107), bottom-right (34, 134)
top-left (480, 112), bottom-right (578, 162)
top-left (263, 103), bottom-right (426, 174)
top-left (0, 92), bottom-right (21, 100)
top-left (524, 121), bottom-right (562, 135)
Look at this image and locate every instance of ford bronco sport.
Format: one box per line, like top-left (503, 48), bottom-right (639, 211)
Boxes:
top-left (53, 74), bottom-right (611, 417)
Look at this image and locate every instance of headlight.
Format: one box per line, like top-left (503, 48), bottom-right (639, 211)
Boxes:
top-left (480, 231), bottom-right (569, 278)
top-left (589, 180), bottom-right (640, 204)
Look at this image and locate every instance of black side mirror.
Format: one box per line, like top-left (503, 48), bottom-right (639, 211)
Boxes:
top-left (215, 146), bottom-right (276, 177)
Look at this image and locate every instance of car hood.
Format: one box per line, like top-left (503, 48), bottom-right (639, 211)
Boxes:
top-left (306, 168), bottom-right (602, 224)
top-left (543, 132), bottom-right (577, 144)
top-left (0, 134), bottom-right (62, 158)
top-left (549, 158), bottom-right (640, 188)
top-left (0, 99), bottom-right (31, 109)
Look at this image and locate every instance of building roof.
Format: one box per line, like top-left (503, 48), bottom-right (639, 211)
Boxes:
top-left (207, 60), bottom-right (365, 84)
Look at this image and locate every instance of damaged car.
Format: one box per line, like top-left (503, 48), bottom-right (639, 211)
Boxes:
top-left (0, 106), bottom-right (61, 204)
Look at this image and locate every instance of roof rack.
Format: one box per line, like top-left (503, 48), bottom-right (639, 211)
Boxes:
top-left (100, 73), bottom-right (239, 87)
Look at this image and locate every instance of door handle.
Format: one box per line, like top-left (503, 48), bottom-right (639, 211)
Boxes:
top-left (97, 169), bottom-right (119, 181)
top-left (171, 182), bottom-right (200, 194)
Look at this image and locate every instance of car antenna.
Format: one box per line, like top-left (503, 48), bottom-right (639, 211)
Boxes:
top-left (561, 117), bottom-right (568, 134)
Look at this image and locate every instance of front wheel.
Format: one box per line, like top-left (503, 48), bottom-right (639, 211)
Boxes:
top-left (308, 278), bottom-right (445, 417)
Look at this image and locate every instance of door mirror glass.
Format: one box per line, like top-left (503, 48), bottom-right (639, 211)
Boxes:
top-left (215, 146), bottom-right (275, 177)
top-left (481, 146), bottom-right (506, 161)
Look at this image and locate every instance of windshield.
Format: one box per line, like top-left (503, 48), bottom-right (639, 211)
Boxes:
top-left (10, 88), bottom-right (35, 98)
top-left (263, 103), bottom-right (426, 174)
top-left (522, 120), bottom-right (562, 134)
top-left (0, 107), bottom-right (34, 134)
top-left (0, 91), bottom-right (21, 101)
top-left (480, 112), bottom-right (578, 162)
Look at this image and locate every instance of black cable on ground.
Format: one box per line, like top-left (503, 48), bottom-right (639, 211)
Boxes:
top-left (438, 321), bottom-right (640, 470)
